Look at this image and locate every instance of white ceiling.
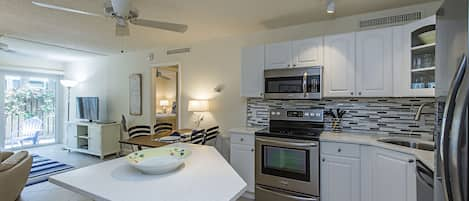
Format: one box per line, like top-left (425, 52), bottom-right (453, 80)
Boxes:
top-left (0, 0), bottom-right (433, 56)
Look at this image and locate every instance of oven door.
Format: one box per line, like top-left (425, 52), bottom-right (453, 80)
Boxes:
top-left (255, 136), bottom-right (319, 196)
top-left (264, 67), bottom-right (322, 99)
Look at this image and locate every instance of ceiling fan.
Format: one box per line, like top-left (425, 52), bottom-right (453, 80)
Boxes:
top-left (31, 0), bottom-right (188, 36)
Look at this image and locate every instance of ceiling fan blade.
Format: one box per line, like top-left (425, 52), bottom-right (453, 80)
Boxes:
top-left (130, 19), bottom-right (188, 33)
top-left (115, 23), bottom-right (130, 36)
top-left (32, 1), bottom-right (103, 17)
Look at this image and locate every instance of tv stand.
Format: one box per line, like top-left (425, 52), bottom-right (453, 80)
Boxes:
top-left (65, 122), bottom-right (120, 159)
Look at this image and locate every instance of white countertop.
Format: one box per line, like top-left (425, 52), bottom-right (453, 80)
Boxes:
top-left (228, 127), bottom-right (265, 135)
top-left (320, 132), bottom-right (435, 171)
top-left (49, 143), bottom-right (247, 201)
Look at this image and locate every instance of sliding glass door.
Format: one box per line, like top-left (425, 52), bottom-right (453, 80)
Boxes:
top-left (0, 71), bottom-right (61, 150)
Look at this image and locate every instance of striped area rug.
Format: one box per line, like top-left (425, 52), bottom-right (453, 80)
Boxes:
top-left (26, 154), bottom-right (74, 186)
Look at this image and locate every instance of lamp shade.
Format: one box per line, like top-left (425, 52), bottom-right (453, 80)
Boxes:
top-left (188, 100), bottom-right (209, 112)
top-left (60, 80), bottom-right (78, 88)
top-left (159, 99), bottom-right (169, 107)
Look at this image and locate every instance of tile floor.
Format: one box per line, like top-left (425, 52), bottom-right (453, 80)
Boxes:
top-left (18, 144), bottom-right (252, 201)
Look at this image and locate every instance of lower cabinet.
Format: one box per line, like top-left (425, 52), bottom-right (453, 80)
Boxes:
top-left (321, 154), bottom-right (361, 201)
top-left (365, 147), bottom-right (417, 201)
top-left (320, 142), bottom-right (417, 201)
top-left (230, 132), bottom-right (255, 198)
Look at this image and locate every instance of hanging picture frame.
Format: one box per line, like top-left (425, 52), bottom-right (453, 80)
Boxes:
top-left (129, 73), bottom-right (142, 116)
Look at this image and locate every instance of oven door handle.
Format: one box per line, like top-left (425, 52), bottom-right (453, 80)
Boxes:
top-left (303, 72), bottom-right (308, 97)
top-left (256, 185), bottom-right (318, 201)
top-left (256, 137), bottom-right (318, 147)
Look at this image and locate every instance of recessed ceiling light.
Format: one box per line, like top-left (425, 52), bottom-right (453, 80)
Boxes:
top-left (327, 0), bottom-right (335, 14)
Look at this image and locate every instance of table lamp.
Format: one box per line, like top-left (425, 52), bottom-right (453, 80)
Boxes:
top-left (188, 100), bottom-right (209, 129)
top-left (159, 99), bottom-right (169, 114)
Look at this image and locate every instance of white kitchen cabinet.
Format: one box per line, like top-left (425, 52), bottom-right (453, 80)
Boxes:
top-left (292, 37), bottom-right (324, 67)
top-left (394, 16), bottom-right (436, 97)
top-left (265, 37), bottom-right (323, 69)
top-left (230, 132), bottom-right (255, 199)
top-left (324, 32), bottom-right (356, 97)
top-left (364, 147), bottom-right (417, 201)
top-left (356, 27), bottom-right (394, 97)
top-left (241, 45), bottom-right (265, 97)
top-left (321, 154), bottom-right (361, 201)
top-left (265, 41), bottom-right (292, 69)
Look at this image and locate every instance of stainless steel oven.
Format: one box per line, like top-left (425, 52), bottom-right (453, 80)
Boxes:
top-left (264, 66), bottom-right (322, 100)
top-left (255, 109), bottom-right (323, 201)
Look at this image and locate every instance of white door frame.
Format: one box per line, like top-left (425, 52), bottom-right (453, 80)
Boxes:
top-left (0, 69), bottom-right (63, 150)
top-left (150, 62), bottom-right (182, 129)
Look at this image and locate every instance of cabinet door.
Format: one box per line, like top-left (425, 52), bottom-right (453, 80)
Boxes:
top-left (265, 41), bottom-right (292, 69)
top-left (241, 45), bottom-right (265, 97)
top-left (368, 148), bottom-right (417, 201)
top-left (394, 16), bottom-right (436, 97)
top-left (356, 28), bottom-right (393, 97)
top-left (88, 125), bottom-right (102, 154)
top-left (321, 154), bottom-right (360, 201)
top-left (324, 33), bottom-right (356, 97)
top-left (230, 143), bottom-right (255, 193)
top-left (292, 37), bottom-right (324, 67)
top-left (66, 123), bottom-right (77, 149)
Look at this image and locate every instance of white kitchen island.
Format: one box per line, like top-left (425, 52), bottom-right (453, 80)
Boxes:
top-left (49, 143), bottom-right (247, 201)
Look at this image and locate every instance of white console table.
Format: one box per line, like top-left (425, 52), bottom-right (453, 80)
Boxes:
top-left (65, 122), bottom-right (120, 159)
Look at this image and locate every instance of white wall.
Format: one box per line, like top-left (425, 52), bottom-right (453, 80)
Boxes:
top-left (0, 52), bottom-right (65, 73)
top-left (65, 1), bottom-right (441, 134)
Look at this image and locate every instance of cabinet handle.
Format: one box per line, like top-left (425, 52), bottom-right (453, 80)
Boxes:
top-left (408, 159), bottom-right (415, 163)
top-left (287, 64), bottom-right (291, 67)
top-left (251, 148), bottom-right (255, 152)
top-left (240, 138), bottom-right (244, 142)
top-left (358, 92), bottom-right (362, 95)
top-left (293, 64), bottom-right (297, 67)
top-left (337, 148), bottom-right (342, 153)
top-left (350, 92), bottom-right (354, 95)
top-left (322, 158), bottom-right (326, 162)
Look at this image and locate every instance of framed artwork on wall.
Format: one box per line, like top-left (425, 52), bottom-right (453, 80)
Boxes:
top-left (129, 73), bottom-right (142, 116)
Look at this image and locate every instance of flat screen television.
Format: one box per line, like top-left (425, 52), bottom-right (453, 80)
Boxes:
top-left (76, 97), bottom-right (99, 121)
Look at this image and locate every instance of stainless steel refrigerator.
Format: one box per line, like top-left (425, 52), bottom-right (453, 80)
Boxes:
top-left (435, 0), bottom-right (469, 200)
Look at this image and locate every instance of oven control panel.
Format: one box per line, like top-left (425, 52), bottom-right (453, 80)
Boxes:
top-left (270, 109), bottom-right (324, 122)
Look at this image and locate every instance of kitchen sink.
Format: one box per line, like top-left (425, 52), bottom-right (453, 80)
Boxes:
top-left (377, 138), bottom-right (435, 151)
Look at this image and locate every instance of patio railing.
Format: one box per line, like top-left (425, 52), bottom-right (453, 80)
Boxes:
top-left (4, 114), bottom-right (56, 149)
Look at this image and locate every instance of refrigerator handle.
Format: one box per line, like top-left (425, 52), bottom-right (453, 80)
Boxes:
top-left (440, 55), bottom-right (467, 201)
top-left (448, 57), bottom-right (469, 201)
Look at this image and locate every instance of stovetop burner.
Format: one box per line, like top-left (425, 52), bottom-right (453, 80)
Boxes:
top-left (255, 108), bottom-right (325, 140)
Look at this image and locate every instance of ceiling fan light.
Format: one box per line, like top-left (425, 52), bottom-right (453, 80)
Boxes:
top-left (327, 0), bottom-right (335, 14)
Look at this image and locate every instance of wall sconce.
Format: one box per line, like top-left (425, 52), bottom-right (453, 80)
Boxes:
top-left (188, 100), bottom-right (209, 129)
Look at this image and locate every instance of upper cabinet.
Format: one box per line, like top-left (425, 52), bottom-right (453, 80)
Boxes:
top-left (265, 41), bottom-right (292, 69)
top-left (324, 32), bottom-right (356, 97)
top-left (241, 45), bottom-right (265, 98)
top-left (356, 27), bottom-right (394, 97)
top-left (394, 16), bottom-right (436, 97)
top-left (265, 37), bottom-right (323, 69)
top-left (292, 37), bottom-right (324, 67)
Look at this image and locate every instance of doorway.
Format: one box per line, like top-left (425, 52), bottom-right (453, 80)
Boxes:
top-left (151, 65), bottom-right (179, 130)
top-left (0, 71), bottom-right (61, 150)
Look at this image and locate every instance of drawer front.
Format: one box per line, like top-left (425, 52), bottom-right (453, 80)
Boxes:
top-left (321, 142), bottom-right (360, 158)
top-left (231, 132), bottom-right (255, 146)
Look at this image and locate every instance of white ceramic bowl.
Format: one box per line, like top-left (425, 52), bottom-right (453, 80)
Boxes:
top-left (126, 147), bottom-right (191, 175)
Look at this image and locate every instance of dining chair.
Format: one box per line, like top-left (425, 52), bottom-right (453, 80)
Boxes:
top-left (190, 129), bottom-right (206, 145)
top-left (203, 126), bottom-right (220, 146)
top-left (153, 123), bottom-right (173, 135)
top-left (127, 125), bottom-right (151, 151)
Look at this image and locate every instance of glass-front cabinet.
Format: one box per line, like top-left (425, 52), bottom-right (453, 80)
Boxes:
top-left (394, 16), bottom-right (436, 97)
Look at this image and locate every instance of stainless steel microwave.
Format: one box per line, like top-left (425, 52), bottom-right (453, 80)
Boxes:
top-left (264, 66), bottom-right (322, 100)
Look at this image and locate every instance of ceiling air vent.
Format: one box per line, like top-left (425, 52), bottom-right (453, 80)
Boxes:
top-left (166, 48), bottom-right (191, 55)
top-left (359, 12), bottom-right (422, 28)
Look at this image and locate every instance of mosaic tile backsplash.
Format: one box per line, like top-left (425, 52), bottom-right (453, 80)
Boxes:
top-left (247, 98), bottom-right (436, 138)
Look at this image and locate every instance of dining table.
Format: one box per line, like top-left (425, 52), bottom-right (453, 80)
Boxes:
top-left (118, 128), bottom-right (193, 150)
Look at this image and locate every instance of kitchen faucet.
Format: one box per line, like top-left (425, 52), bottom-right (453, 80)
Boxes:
top-left (414, 102), bottom-right (433, 121)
